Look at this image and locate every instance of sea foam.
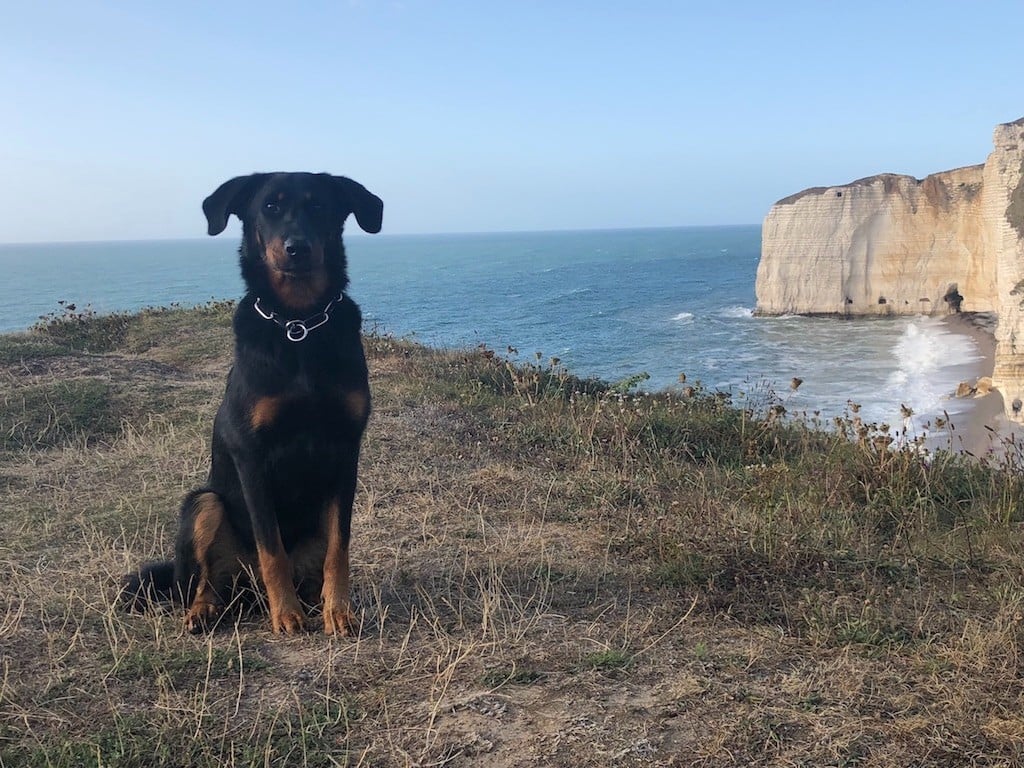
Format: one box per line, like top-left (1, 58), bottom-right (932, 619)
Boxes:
top-left (718, 306), bottom-right (753, 318)
top-left (873, 317), bottom-right (983, 435)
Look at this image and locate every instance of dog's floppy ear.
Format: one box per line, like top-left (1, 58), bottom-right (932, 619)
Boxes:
top-left (202, 174), bottom-right (267, 236)
top-left (328, 176), bottom-right (383, 234)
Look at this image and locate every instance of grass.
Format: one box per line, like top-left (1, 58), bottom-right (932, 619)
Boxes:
top-left (4, 302), bottom-right (1024, 765)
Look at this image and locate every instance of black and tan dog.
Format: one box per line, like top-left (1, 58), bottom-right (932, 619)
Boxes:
top-left (123, 172), bottom-right (382, 635)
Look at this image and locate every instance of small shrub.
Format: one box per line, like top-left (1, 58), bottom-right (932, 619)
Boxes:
top-left (33, 303), bottom-right (134, 353)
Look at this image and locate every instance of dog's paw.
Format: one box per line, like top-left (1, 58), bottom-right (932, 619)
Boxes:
top-left (184, 599), bottom-right (222, 634)
top-left (270, 604), bottom-right (308, 635)
top-left (323, 604), bottom-right (357, 637)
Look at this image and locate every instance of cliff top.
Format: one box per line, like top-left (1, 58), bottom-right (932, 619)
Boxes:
top-left (4, 303), bottom-right (1024, 765)
top-left (775, 164), bottom-right (985, 207)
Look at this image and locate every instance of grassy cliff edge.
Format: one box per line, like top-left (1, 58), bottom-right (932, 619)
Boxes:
top-left (3, 303), bottom-right (1024, 767)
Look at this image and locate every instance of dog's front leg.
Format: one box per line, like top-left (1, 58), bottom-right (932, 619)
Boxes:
top-left (322, 497), bottom-right (354, 636)
top-left (322, 453), bottom-right (358, 636)
top-left (239, 473), bottom-right (307, 634)
top-left (258, 533), bottom-right (307, 635)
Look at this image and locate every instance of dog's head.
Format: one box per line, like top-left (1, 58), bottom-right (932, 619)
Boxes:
top-left (203, 172), bottom-right (383, 311)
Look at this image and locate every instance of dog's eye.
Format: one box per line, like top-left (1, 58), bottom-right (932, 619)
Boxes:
top-left (264, 201), bottom-right (281, 214)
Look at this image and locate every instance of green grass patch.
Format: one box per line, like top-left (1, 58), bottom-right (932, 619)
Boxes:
top-left (0, 378), bottom-right (119, 450)
top-left (653, 551), bottom-right (716, 588)
top-left (481, 666), bottom-right (544, 687)
top-left (110, 645), bottom-right (269, 683)
top-left (578, 649), bottom-right (631, 672)
top-left (1, 701), bottom-right (363, 768)
top-left (0, 333), bottom-right (64, 363)
top-left (30, 300), bottom-right (235, 360)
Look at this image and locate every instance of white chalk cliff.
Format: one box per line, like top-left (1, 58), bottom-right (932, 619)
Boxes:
top-left (755, 117), bottom-right (1024, 420)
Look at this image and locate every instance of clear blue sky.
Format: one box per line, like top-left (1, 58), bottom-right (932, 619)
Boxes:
top-left (3, 1), bottom-right (1023, 242)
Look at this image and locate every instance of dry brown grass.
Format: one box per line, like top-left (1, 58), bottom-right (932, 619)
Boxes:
top-left (3, 304), bottom-right (1024, 766)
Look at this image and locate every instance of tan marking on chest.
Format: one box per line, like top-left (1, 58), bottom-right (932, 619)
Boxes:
top-left (250, 395), bottom-right (285, 430)
top-left (267, 270), bottom-right (329, 311)
top-left (344, 389), bottom-right (370, 424)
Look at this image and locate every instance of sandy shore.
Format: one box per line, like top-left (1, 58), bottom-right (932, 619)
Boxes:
top-left (939, 313), bottom-right (1019, 457)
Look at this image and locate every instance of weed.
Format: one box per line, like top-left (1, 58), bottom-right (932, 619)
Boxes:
top-left (693, 641), bottom-right (710, 661)
top-left (578, 649), bottom-right (631, 672)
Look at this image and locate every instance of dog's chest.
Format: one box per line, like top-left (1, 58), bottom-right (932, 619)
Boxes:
top-left (249, 375), bottom-right (368, 434)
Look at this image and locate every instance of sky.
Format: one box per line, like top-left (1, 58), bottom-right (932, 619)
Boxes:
top-left (2, 1), bottom-right (1023, 243)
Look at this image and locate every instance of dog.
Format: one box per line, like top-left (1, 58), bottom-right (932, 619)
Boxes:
top-left (123, 172), bottom-right (383, 635)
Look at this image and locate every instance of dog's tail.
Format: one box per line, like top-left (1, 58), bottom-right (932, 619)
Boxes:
top-left (120, 560), bottom-right (176, 612)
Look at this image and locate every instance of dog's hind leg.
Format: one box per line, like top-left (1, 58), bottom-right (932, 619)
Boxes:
top-left (176, 490), bottom-right (243, 633)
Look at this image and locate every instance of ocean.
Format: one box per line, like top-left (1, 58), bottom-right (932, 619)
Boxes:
top-left (0, 226), bottom-right (985, 439)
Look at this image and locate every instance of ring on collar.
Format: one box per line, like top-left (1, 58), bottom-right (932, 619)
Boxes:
top-left (253, 294), bottom-right (343, 342)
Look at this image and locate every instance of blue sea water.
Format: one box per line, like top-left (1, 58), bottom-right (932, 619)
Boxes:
top-left (0, 226), bottom-right (984, 436)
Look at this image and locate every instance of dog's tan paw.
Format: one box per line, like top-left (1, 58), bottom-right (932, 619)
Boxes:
top-left (184, 599), bottom-right (222, 634)
top-left (323, 604), bottom-right (357, 637)
top-left (270, 604), bottom-right (308, 635)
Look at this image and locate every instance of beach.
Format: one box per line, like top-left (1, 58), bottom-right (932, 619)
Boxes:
top-left (941, 313), bottom-right (1017, 457)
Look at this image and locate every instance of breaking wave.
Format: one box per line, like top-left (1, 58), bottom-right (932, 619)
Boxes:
top-left (718, 305), bottom-right (753, 318)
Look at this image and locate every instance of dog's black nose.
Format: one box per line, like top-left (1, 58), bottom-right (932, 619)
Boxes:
top-left (284, 238), bottom-right (312, 260)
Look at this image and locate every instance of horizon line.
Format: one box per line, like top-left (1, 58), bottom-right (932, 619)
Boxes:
top-left (0, 222), bottom-right (761, 248)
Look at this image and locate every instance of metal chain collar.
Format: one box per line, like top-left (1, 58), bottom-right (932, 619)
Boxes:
top-left (253, 294), bottom-right (343, 342)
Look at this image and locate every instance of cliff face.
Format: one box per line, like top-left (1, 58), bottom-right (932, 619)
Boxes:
top-left (755, 117), bottom-right (1024, 420)
top-left (986, 118), bottom-right (1024, 413)
top-left (756, 166), bottom-right (990, 316)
